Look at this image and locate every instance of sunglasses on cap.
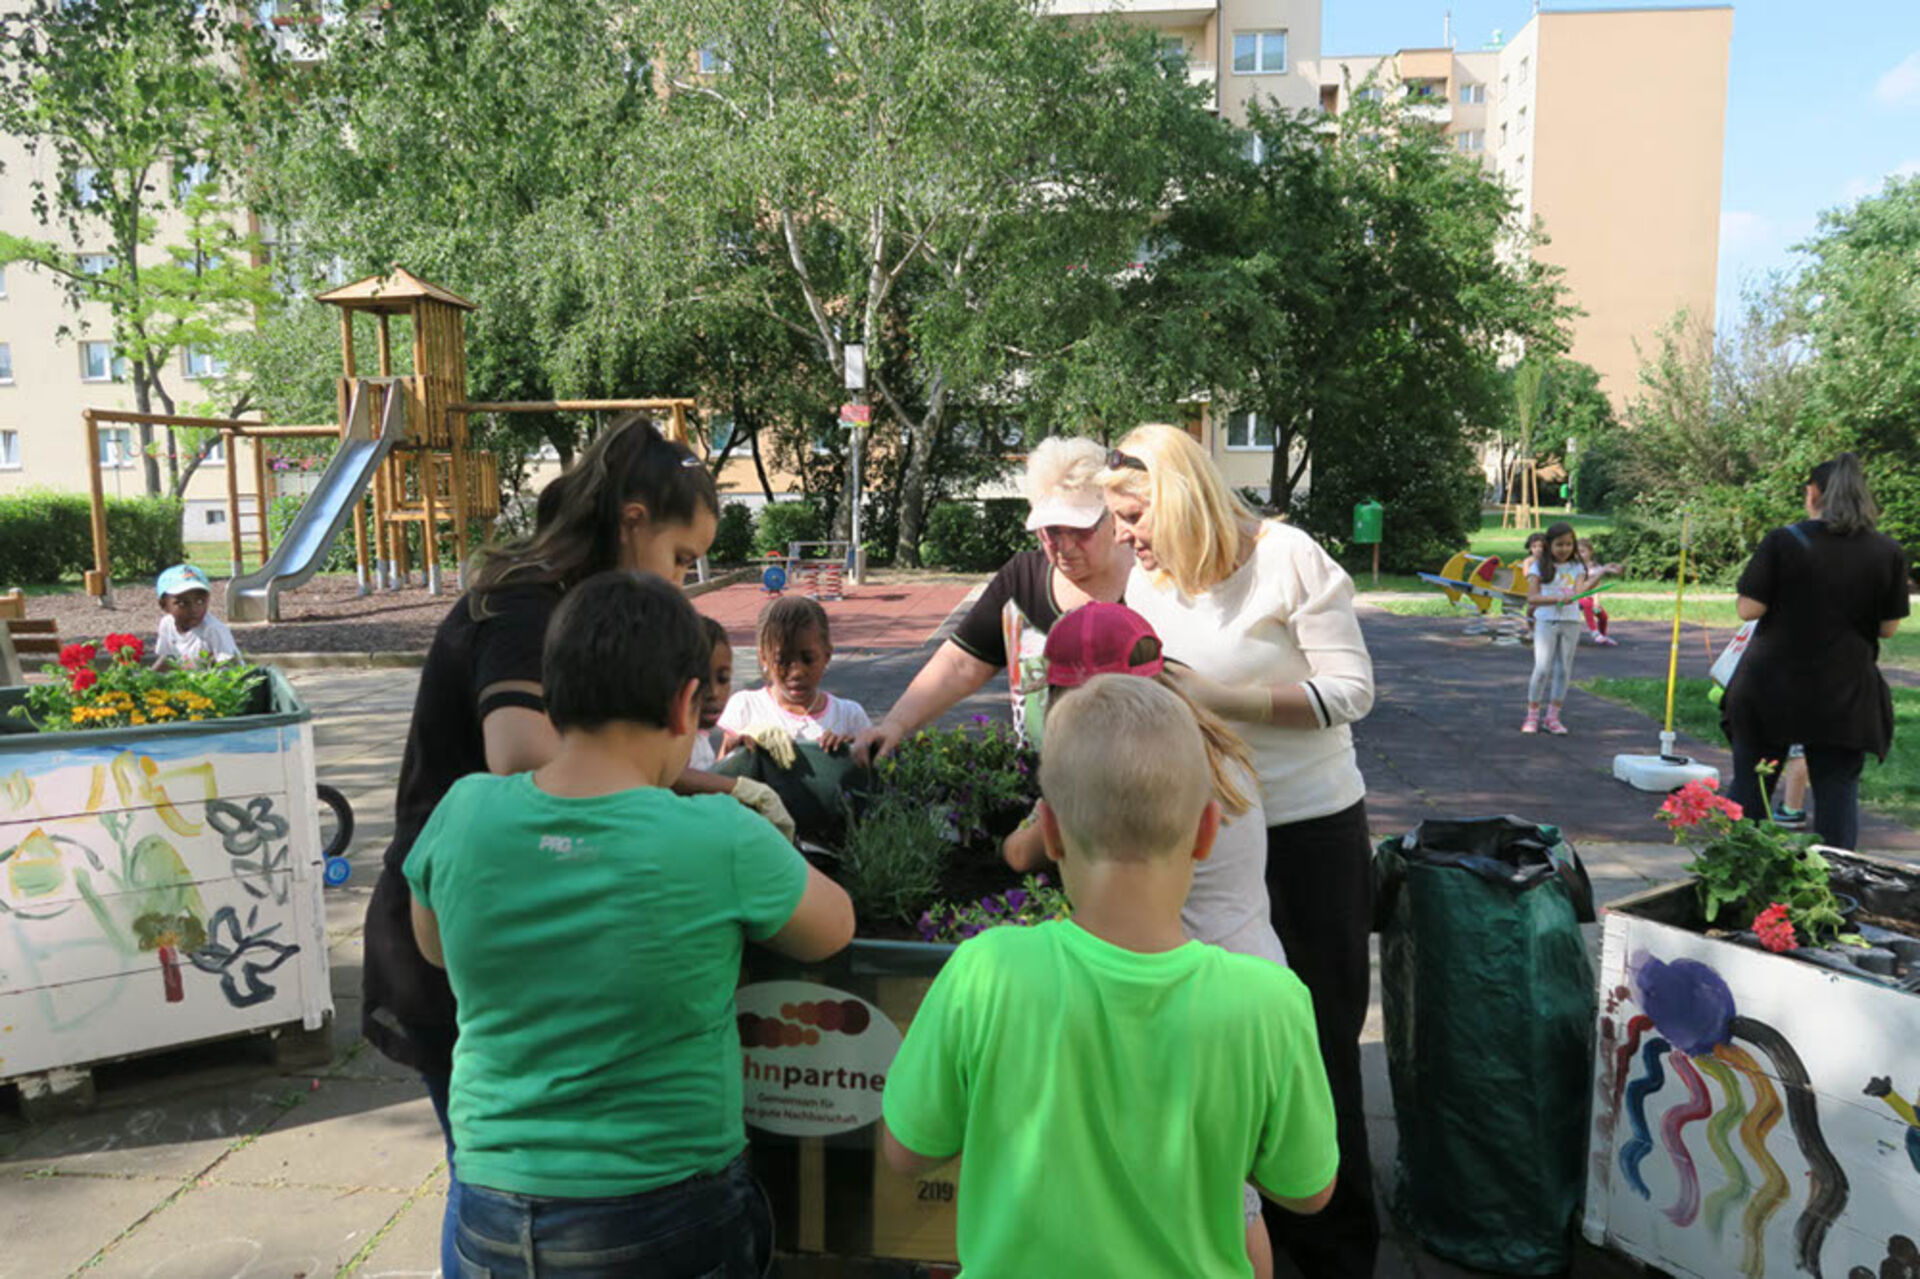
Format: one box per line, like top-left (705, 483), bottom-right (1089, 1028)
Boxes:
top-left (1105, 449), bottom-right (1147, 473)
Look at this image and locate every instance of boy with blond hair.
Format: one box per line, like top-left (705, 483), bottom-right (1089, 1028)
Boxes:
top-left (882, 676), bottom-right (1337, 1278)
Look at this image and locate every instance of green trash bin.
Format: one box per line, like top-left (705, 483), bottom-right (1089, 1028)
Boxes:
top-left (1352, 499), bottom-right (1384, 545)
top-left (1372, 816), bottom-right (1597, 1275)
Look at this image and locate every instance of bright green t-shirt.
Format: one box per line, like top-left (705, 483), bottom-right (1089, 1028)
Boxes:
top-left (404, 771), bottom-right (809, 1198)
top-left (883, 920), bottom-right (1337, 1278)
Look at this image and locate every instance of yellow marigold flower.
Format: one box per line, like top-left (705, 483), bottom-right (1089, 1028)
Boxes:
top-left (189, 714), bottom-right (204, 721)
top-left (131, 714), bottom-right (146, 726)
top-left (70, 710), bottom-right (86, 723)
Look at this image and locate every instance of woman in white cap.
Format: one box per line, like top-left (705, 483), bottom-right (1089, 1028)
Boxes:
top-left (853, 436), bottom-right (1134, 759)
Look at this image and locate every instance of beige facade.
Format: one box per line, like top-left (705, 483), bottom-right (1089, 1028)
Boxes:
top-left (1312, 7), bottom-right (1732, 407)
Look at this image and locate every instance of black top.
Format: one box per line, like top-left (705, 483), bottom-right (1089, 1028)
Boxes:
top-left (1726, 521), bottom-right (1910, 759)
top-left (362, 583), bottom-right (562, 1074)
top-left (950, 549), bottom-right (1068, 668)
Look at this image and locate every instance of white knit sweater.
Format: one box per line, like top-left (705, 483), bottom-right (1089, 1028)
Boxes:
top-left (1126, 520), bottom-right (1374, 825)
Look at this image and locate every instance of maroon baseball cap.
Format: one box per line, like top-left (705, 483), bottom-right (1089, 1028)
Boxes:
top-left (1044, 602), bottom-right (1166, 690)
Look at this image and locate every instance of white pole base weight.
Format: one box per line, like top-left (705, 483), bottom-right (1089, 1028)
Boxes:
top-left (1613, 751), bottom-right (1720, 793)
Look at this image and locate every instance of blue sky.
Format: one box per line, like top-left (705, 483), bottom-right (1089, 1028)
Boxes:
top-left (1325, 2), bottom-right (1920, 328)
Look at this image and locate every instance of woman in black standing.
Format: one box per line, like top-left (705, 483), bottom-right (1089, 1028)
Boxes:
top-left (360, 416), bottom-right (792, 1276)
top-left (1726, 452), bottom-right (1908, 849)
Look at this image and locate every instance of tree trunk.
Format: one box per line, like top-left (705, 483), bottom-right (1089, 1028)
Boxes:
top-left (893, 412), bottom-right (946, 568)
top-left (749, 417), bottom-right (775, 503)
top-left (131, 374), bottom-right (161, 496)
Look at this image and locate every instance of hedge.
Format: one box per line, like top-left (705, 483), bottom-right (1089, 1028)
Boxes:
top-left (267, 493), bottom-right (359, 574)
top-left (711, 502), bottom-right (757, 565)
top-left (755, 500), bottom-right (827, 555)
top-left (0, 490), bottom-right (183, 587)
top-left (919, 499), bottom-right (1030, 572)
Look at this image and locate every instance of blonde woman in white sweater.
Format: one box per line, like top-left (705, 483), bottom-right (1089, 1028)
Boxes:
top-left (1101, 424), bottom-right (1379, 1278)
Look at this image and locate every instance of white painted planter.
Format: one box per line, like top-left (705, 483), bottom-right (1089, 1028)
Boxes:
top-left (1585, 859), bottom-right (1920, 1279)
top-left (0, 671), bottom-right (331, 1084)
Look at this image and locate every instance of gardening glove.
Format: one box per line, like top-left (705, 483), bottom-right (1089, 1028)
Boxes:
top-left (731, 777), bottom-right (798, 843)
top-left (743, 723), bottom-right (799, 770)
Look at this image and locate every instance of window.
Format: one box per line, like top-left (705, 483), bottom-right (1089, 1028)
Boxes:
top-left (80, 341), bottom-right (124, 382)
top-left (73, 167), bottom-right (101, 206)
top-left (1455, 130), bottom-right (1485, 153)
top-left (708, 415), bottom-right (736, 452)
top-left (1242, 133), bottom-right (1268, 164)
top-left (98, 427), bottom-right (135, 469)
top-left (1224, 411), bottom-right (1276, 451)
top-left (0, 264), bottom-right (7, 297)
top-left (174, 158), bottom-right (213, 204)
top-left (0, 343), bottom-right (11, 383)
top-left (1518, 56), bottom-right (1529, 84)
top-left (1458, 83), bottom-right (1486, 105)
top-left (698, 46), bottom-right (729, 73)
top-left (77, 253), bottom-right (115, 276)
top-left (1354, 86), bottom-right (1384, 104)
top-left (183, 345), bottom-right (227, 379)
top-left (1500, 121), bottom-right (1509, 146)
top-left (200, 435), bottom-right (226, 466)
top-left (1232, 30), bottom-right (1287, 75)
top-left (1517, 105), bottom-right (1528, 132)
top-left (1155, 35), bottom-right (1187, 70)
top-left (204, 507), bottom-right (227, 525)
top-left (0, 430), bottom-right (18, 470)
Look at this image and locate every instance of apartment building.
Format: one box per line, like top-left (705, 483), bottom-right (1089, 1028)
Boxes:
top-left (1312, 6), bottom-right (1733, 407)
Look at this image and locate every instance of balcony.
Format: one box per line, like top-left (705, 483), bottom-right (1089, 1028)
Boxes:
top-left (1185, 59), bottom-right (1218, 110)
top-left (1405, 99), bottom-right (1452, 125)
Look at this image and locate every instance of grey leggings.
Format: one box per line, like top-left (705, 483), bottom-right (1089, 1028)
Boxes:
top-left (1529, 618), bottom-right (1583, 704)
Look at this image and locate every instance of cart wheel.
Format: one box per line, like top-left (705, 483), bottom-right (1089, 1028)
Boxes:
top-left (762, 565), bottom-right (788, 594)
top-left (323, 856), bottom-right (353, 887)
top-left (316, 783), bottom-right (355, 861)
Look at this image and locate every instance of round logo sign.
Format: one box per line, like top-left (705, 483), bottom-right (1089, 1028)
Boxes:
top-left (736, 980), bottom-right (902, 1137)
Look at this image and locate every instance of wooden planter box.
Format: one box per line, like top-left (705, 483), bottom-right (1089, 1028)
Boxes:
top-left (1584, 853), bottom-right (1920, 1278)
top-left (0, 671), bottom-right (331, 1098)
top-left (739, 938), bottom-right (959, 1274)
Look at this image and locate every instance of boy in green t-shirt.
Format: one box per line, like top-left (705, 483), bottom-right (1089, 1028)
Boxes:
top-left (882, 676), bottom-right (1337, 1279)
top-left (406, 570), bottom-right (854, 1278)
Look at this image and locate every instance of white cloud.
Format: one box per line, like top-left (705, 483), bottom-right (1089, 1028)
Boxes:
top-left (1841, 159), bottom-right (1920, 203)
top-left (1719, 209), bottom-right (1772, 253)
top-left (1875, 49), bottom-right (1920, 107)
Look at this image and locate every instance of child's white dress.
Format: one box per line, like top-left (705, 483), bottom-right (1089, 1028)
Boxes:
top-left (154, 614), bottom-right (240, 667)
top-left (717, 687), bottom-right (872, 745)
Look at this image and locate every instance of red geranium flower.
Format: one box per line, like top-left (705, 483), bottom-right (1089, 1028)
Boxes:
top-left (1658, 779), bottom-right (1742, 828)
top-left (104, 633), bottom-right (145, 662)
top-left (1753, 902), bottom-right (1797, 953)
top-left (58, 642), bottom-right (98, 671)
top-left (70, 667), bottom-right (99, 694)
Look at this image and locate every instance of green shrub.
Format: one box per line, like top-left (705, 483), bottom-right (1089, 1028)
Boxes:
top-left (0, 490), bottom-right (181, 587)
top-left (267, 493), bottom-right (358, 574)
top-left (711, 502), bottom-right (757, 564)
top-left (1596, 490), bottom-right (1784, 585)
top-left (755, 500), bottom-right (826, 555)
top-left (919, 499), bottom-right (1030, 571)
top-left (108, 496), bottom-right (186, 581)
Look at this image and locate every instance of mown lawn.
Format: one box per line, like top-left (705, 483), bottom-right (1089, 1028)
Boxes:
top-left (1356, 509), bottom-right (1687, 599)
top-left (1583, 675), bottom-right (1920, 830)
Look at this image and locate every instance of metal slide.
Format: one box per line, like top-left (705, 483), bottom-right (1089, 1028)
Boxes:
top-left (226, 382), bottom-right (400, 624)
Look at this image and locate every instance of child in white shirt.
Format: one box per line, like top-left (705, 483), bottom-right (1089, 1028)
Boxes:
top-left (153, 564), bottom-right (240, 669)
top-left (719, 595), bottom-right (871, 755)
top-left (690, 616), bottom-right (732, 771)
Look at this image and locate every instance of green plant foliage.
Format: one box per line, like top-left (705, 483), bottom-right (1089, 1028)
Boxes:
top-left (755, 501), bottom-right (827, 556)
top-left (836, 794), bottom-right (950, 927)
top-left (710, 503), bottom-right (757, 565)
top-left (1658, 779), bottom-right (1847, 946)
top-left (916, 872), bottom-right (1070, 943)
top-left (0, 491), bottom-right (181, 586)
top-left (14, 634), bottom-right (263, 732)
top-left (918, 500), bottom-right (1031, 572)
top-left (876, 719), bottom-right (1038, 850)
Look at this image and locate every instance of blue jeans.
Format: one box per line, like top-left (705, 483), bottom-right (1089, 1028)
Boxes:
top-left (455, 1154), bottom-right (772, 1279)
top-left (423, 1072), bottom-right (467, 1279)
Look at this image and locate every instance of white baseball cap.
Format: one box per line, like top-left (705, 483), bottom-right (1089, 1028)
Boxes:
top-left (1023, 490), bottom-right (1108, 532)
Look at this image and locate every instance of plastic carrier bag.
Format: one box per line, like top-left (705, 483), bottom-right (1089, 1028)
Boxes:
top-left (1372, 816), bottom-right (1598, 1275)
top-left (713, 741), bottom-right (871, 848)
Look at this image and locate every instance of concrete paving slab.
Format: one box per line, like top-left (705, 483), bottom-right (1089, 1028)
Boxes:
top-left (344, 1169), bottom-right (447, 1278)
top-left (0, 1081), bottom-right (296, 1180)
top-left (214, 1077), bottom-right (445, 1192)
top-left (80, 1181), bottom-right (409, 1279)
top-left (0, 1170), bottom-right (177, 1279)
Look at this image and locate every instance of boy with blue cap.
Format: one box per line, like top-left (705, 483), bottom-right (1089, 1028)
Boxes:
top-left (154, 564), bottom-right (240, 668)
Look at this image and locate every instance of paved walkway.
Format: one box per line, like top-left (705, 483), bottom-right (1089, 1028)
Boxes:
top-left (693, 579), bottom-right (978, 654)
top-left (12, 598), bottom-right (1901, 1277)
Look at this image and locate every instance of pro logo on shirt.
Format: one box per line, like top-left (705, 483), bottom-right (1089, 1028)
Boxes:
top-left (537, 834), bottom-right (598, 861)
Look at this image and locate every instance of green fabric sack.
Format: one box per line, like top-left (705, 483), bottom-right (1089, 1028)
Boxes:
top-left (1372, 816), bottom-right (1597, 1276)
top-left (712, 742), bottom-right (872, 847)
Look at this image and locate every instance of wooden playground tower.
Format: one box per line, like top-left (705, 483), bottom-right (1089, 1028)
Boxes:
top-left (315, 268), bottom-right (498, 593)
top-left (82, 266), bottom-right (697, 612)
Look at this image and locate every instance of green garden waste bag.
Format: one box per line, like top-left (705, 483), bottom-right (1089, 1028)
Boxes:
top-left (713, 741), bottom-right (870, 848)
top-left (1372, 816), bottom-right (1597, 1275)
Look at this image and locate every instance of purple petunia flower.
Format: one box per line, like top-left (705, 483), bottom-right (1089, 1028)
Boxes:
top-left (960, 922), bottom-right (982, 939)
top-left (972, 713), bottom-right (991, 725)
top-left (1033, 873), bottom-right (1049, 886)
top-left (983, 896), bottom-right (1004, 915)
top-left (1005, 888), bottom-right (1028, 912)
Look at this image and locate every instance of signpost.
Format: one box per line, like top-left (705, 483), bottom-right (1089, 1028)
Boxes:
top-left (842, 346), bottom-right (868, 585)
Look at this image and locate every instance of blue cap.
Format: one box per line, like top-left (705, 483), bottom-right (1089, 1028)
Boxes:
top-left (156, 564), bottom-right (212, 598)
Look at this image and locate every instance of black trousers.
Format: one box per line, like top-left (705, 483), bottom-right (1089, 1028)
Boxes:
top-left (1726, 738), bottom-right (1866, 850)
top-left (1260, 798), bottom-right (1379, 1278)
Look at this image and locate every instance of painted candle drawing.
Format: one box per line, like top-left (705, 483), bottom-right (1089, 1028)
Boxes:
top-left (1587, 894), bottom-right (1920, 1279)
top-left (0, 673), bottom-right (330, 1083)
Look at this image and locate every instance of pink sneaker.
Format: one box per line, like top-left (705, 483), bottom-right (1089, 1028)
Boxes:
top-left (1521, 709), bottom-right (1540, 734)
top-left (1593, 633), bottom-right (1618, 647)
top-left (1544, 709), bottom-right (1568, 735)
